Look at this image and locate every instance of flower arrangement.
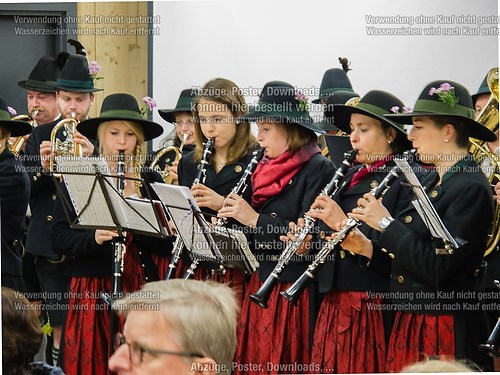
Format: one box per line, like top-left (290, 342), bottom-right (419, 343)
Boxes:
top-left (390, 106), bottom-right (413, 114)
top-left (7, 106), bottom-right (17, 116)
top-left (429, 82), bottom-right (459, 107)
top-left (88, 61), bottom-right (103, 82)
top-left (141, 96), bottom-right (157, 117)
top-left (295, 90), bottom-right (309, 112)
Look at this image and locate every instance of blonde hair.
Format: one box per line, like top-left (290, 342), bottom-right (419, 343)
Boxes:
top-left (401, 358), bottom-right (479, 373)
top-left (115, 279), bottom-right (238, 375)
top-left (193, 78), bottom-right (257, 165)
top-left (97, 120), bottom-right (145, 196)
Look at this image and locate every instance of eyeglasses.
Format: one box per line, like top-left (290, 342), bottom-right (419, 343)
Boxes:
top-left (114, 333), bottom-right (203, 366)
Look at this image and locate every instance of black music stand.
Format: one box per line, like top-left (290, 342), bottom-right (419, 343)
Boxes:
top-left (55, 156), bottom-right (169, 356)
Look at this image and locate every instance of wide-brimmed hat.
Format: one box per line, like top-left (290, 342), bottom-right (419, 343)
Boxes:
top-left (312, 68), bottom-right (355, 104)
top-left (0, 96), bottom-right (32, 136)
top-left (241, 81), bottom-right (324, 134)
top-left (78, 93), bottom-right (164, 141)
top-left (158, 88), bottom-right (198, 124)
top-left (385, 80), bottom-right (496, 142)
top-left (18, 56), bottom-right (60, 93)
top-left (321, 90), bottom-right (360, 131)
top-left (333, 90), bottom-right (412, 150)
top-left (48, 55), bottom-right (102, 93)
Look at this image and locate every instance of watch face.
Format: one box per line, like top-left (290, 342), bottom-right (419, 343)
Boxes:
top-left (379, 218), bottom-right (391, 230)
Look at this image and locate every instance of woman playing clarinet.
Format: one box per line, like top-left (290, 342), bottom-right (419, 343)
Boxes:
top-left (176, 78), bottom-right (257, 299)
top-left (339, 81), bottom-right (497, 371)
top-left (218, 81), bottom-right (335, 374)
top-left (51, 93), bottom-right (172, 375)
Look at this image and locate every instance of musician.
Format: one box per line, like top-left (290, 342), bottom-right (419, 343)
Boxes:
top-left (177, 78), bottom-right (257, 290)
top-left (17, 55), bottom-right (62, 339)
top-left (109, 279), bottom-right (238, 375)
top-left (341, 81), bottom-right (497, 371)
top-left (147, 88), bottom-right (199, 184)
top-left (23, 53), bottom-right (99, 366)
top-left (304, 90), bottom-right (418, 373)
top-left (218, 81), bottom-right (335, 374)
top-left (51, 93), bottom-right (172, 375)
top-left (0, 96), bottom-right (32, 292)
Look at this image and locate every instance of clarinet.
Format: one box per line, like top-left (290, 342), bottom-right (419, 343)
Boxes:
top-left (281, 150), bottom-right (416, 305)
top-left (164, 138), bottom-right (214, 280)
top-left (249, 149), bottom-right (358, 308)
top-left (111, 150), bottom-right (127, 297)
top-left (214, 147), bottom-right (265, 228)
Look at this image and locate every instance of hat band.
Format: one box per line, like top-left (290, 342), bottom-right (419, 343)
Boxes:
top-left (100, 109), bottom-right (143, 119)
top-left (56, 78), bottom-right (94, 90)
top-left (413, 99), bottom-right (474, 118)
top-left (355, 102), bottom-right (404, 131)
top-left (25, 78), bottom-right (53, 89)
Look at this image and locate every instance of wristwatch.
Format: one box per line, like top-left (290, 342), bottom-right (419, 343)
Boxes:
top-left (378, 216), bottom-right (394, 232)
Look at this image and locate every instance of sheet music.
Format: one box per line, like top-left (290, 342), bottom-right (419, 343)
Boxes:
top-left (394, 158), bottom-right (460, 249)
top-left (57, 156), bottom-right (165, 236)
top-left (151, 183), bottom-right (217, 260)
top-left (57, 156), bottom-right (115, 227)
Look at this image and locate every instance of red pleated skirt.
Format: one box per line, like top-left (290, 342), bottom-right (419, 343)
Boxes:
top-left (311, 291), bottom-right (387, 373)
top-left (61, 238), bottom-right (147, 375)
top-left (233, 273), bottom-right (311, 375)
top-left (386, 311), bottom-right (455, 372)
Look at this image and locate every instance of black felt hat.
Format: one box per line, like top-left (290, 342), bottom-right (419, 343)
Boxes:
top-left (48, 55), bottom-right (103, 93)
top-left (241, 81), bottom-right (324, 134)
top-left (321, 90), bottom-right (360, 131)
top-left (334, 90), bottom-right (412, 150)
top-left (17, 56), bottom-right (60, 93)
top-left (0, 96), bottom-right (32, 136)
top-left (78, 93), bottom-right (164, 141)
top-left (385, 80), bottom-right (496, 142)
top-left (158, 89), bottom-right (198, 124)
top-left (312, 68), bottom-right (355, 104)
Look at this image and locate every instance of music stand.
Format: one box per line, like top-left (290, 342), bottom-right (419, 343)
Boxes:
top-left (151, 183), bottom-right (259, 274)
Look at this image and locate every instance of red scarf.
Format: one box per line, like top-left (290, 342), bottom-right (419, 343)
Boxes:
top-left (348, 155), bottom-right (393, 189)
top-left (251, 143), bottom-right (320, 207)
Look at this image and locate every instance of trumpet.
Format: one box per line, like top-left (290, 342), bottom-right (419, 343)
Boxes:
top-left (281, 150), bottom-right (420, 305)
top-left (150, 133), bottom-right (188, 184)
top-left (8, 110), bottom-right (39, 156)
top-left (50, 112), bottom-right (81, 176)
top-left (164, 138), bottom-right (214, 280)
top-left (249, 149), bottom-right (357, 308)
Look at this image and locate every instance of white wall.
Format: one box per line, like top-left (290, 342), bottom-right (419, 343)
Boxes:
top-left (152, 0), bottom-right (498, 147)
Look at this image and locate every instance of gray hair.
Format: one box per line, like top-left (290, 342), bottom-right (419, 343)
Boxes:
top-left (114, 279), bottom-right (238, 374)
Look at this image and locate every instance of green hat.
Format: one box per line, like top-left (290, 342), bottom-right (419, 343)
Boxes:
top-left (471, 68), bottom-right (497, 104)
top-left (0, 96), bottom-right (32, 136)
top-left (386, 80), bottom-right (496, 142)
top-left (17, 56), bottom-right (60, 93)
top-left (321, 90), bottom-right (360, 131)
top-left (48, 55), bottom-right (103, 93)
top-left (312, 68), bottom-right (355, 104)
top-left (334, 90), bottom-right (412, 150)
top-left (78, 93), bottom-right (164, 141)
top-left (158, 88), bottom-right (199, 124)
top-left (241, 81), bottom-right (324, 134)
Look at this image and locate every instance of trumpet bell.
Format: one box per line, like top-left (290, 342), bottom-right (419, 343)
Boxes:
top-left (50, 117), bottom-right (81, 176)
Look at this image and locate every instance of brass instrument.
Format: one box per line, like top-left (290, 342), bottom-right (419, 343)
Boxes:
top-left (8, 110), bottom-right (39, 156)
top-left (150, 133), bottom-right (188, 184)
top-left (479, 280), bottom-right (500, 357)
top-left (49, 112), bottom-right (81, 176)
top-left (470, 68), bottom-right (499, 256)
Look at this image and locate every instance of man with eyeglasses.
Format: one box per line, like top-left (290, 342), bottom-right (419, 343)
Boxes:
top-left (109, 279), bottom-right (238, 374)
